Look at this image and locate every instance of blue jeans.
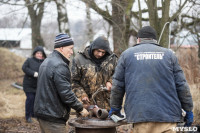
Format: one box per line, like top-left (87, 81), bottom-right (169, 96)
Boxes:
top-left (25, 92), bottom-right (35, 120)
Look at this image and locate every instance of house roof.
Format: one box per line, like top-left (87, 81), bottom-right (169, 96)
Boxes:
top-left (0, 28), bottom-right (31, 41)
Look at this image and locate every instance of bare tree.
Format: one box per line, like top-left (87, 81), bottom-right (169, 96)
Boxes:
top-left (86, 3), bottom-right (94, 42)
top-left (82, 0), bottom-right (136, 55)
top-left (145, 0), bottom-right (188, 48)
top-left (0, 0), bottom-right (45, 49)
top-left (0, 0), bottom-right (72, 50)
top-left (81, 0), bottom-right (198, 55)
top-left (54, 0), bottom-right (70, 34)
top-left (25, 0), bottom-right (45, 49)
top-left (180, 0), bottom-right (200, 59)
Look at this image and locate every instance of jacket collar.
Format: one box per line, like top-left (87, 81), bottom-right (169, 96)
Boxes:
top-left (134, 39), bottom-right (161, 47)
top-left (54, 50), bottom-right (70, 65)
top-left (33, 57), bottom-right (44, 62)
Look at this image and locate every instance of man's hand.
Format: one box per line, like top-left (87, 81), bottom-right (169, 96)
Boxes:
top-left (106, 82), bottom-right (112, 91)
top-left (184, 111), bottom-right (194, 127)
top-left (82, 97), bottom-right (90, 103)
top-left (79, 108), bottom-right (89, 117)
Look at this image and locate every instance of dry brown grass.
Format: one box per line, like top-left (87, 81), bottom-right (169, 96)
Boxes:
top-left (0, 79), bottom-right (25, 118)
top-left (175, 47), bottom-right (200, 84)
top-left (0, 48), bottom-right (25, 80)
top-left (175, 47), bottom-right (200, 124)
top-left (0, 48), bottom-right (25, 118)
top-left (190, 83), bottom-right (200, 124)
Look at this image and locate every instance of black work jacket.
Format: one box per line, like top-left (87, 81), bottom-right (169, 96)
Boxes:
top-left (34, 50), bottom-right (83, 124)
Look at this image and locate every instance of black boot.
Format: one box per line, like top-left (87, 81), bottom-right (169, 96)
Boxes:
top-left (26, 117), bottom-right (32, 123)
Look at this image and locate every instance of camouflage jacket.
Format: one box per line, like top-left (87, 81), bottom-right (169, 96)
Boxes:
top-left (72, 47), bottom-right (118, 110)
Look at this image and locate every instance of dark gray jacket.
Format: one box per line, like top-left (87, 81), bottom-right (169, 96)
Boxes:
top-left (34, 50), bottom-right (83, 124)
top-left (110, 40), bottom-right (193, 123)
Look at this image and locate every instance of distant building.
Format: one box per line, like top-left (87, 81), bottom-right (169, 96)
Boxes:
top-left (0, 28), bottom-right (32, 49)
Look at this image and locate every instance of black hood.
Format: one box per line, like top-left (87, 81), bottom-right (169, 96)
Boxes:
top-left (32, 46), bottom-right (47, 58)
top-left (88, 36), bottom-right (111, 66)
top-left (89, 36), bottom-right (111, 55)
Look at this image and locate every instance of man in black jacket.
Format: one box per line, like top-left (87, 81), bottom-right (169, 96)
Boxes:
top-left (34, 33), bottom-right (89, 133)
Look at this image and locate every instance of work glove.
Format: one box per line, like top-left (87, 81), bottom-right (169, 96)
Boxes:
top-left (184, 111), bottom-right (194, 127)
top-left (108, 107), bottom-right (124, 118)
top-left (79, 108), bottom-right (89, 117)
top-left (34, 72), bottom-right (38, 77)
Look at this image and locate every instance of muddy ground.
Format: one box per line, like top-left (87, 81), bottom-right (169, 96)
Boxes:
top-left (0, 117), bottom-right (40, 133)
top-left (0, 116), bottom-right (133, 133)
top-left (0, 79), bottom-right (134, 133)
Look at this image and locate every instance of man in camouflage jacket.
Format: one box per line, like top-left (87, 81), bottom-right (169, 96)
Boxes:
top-left (72, 36), bottom-right (118, 110)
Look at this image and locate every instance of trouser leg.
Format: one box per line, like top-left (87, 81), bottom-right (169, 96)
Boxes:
top-left (132, 122), bottom-right (177, 133)
top-left (38, 118), bottom-right (67, 133)
top-left (25, 92), bottom-right (35, 120)
top-left (30, 93), bottom-right (35, 117)
top-left (25, 92), bottom-right (31, 120)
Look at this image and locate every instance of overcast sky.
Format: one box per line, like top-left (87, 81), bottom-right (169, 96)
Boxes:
top-left (0, 0), bottom-right (198, 46)
top-left (0, 0), bottom-right (104, 24)
top-left (0, 0), bottom-right (194, 24)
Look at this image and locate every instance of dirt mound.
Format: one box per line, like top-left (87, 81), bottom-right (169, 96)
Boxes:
top-left (0, 48), bottom-right (25, 80)
top-left (0, 48), bottom-right (26, 119)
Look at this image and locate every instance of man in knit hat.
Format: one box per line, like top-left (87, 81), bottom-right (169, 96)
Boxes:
top-left (72, 36), bottom-right (118, 110)
top-left (34, 33), bottom-right (89, 133)
top-left (109, 26), bottom-right (194, 133)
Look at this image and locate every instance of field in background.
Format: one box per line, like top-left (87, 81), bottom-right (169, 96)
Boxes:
top-left (0, 47), bottom-right (199, 132)
top-left (176, 47), bottom-right (200, 124)
top-left (0, 48), bottom-right (25, 118)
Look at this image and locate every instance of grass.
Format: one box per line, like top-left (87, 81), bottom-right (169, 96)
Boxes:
top-left (176, 47), bottom-right (200, 124)
top-left (0, 79), bottom-right (25, 118)
top-left (190, 83), bottom-right (200, 124)
top-left (0, 48), bottom-right (25, 118)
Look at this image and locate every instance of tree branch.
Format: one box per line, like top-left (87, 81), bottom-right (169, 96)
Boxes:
top-left (0, 0), bottom-right (49, 6)
top-left (131, 12), bottom-right (149, 21)
top-left (168, 0), bottom-right (188, 22)
top-left (81, 0), bottom-right (112, 25)
top-left (181, 14), bottom-right (200, 20)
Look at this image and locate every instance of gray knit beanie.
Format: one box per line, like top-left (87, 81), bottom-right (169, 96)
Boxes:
top-left (54, 33), bottom-right (74, 48)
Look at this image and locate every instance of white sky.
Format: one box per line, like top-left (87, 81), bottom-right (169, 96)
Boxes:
top-left (0, 0), bottom-right (194, 24)
top-left (0, 1), bottom-right (89, 23)
top-left (0, 0), bottom-right (198, 46)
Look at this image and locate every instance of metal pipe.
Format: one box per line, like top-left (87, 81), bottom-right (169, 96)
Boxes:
top-left (92, 85), bottom-right (108, 105)
top-left (93, 108), bottom-right (108, 119)
top-left (158, 22), bottom-right (171, 48)
top-left (11, 82), bottom-right (23, 90)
